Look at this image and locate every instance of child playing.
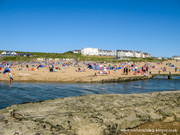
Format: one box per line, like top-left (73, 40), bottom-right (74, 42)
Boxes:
top-left (9, 71), bottom-right (13, 83)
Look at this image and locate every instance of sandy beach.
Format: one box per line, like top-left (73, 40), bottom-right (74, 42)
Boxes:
top-left (0, 60), bottom-right (180, 83)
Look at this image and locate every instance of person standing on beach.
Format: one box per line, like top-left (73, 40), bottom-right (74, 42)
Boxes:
top-left (9, 71), bottom-right (13, 83)
top-left (146, 66), bottom-right (148, 71)
top-left (123, 66), bottom-right (126, 74)
top-left (125, 67), bottom-right (128, 75)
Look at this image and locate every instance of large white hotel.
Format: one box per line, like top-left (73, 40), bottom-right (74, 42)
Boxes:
top-left (73, 48), bottom-right (151, 58)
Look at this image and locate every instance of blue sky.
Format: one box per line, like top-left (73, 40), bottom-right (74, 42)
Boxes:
top-left (0, 0), bottom-right (180, 57)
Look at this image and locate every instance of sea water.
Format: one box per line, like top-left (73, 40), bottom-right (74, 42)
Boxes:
top-left (0, 77), bottom-right (180, 109)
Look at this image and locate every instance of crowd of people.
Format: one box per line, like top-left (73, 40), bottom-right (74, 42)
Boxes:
top-left (0, 60), bottom-right (179, 82)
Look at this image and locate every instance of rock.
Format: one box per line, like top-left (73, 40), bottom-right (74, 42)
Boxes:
top-left (158, 109), bottom-right (173, 117)
top-left (136, 113), bottom-right (150, 121)
top-left (163, 116), bottom-right (175, 122)
top-left (174, 112), bottom-right (180, 121)
top-left (149, 113), bottom-right (163, 122)
top-left (171, 107), bottom-right (180, 121)
top-left (0, 91), bottom-right (179, 135)
top-left (120, 117), bottom-right (143, 129)
top-left (34, 133), bottom-right (40, 135)
top-left (0, 115), bottom-right (5, 121)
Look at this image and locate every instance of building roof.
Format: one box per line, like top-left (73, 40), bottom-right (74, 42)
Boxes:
top-left (73, 50), bottom-right (81, 51)
top-left (1, 51), bottom-right (17, 55)
top-left (117, 50), bottom-right (133, 52)
top-left (134, 51), bottom-right (141, 53)
top-left (98, 50), bottom-right (115, 52)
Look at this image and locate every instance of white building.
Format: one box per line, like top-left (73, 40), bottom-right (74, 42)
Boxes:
top-left (73, 50), bottom-right (81, 54)
top-left (116, 50), bottom-right (133, 57)
top-left (76, 48), bottom-right (152, 58)
top-left (134, 51), bottom-right (142, 58)
top-left (172, 56), bottom-right (180, 60)
top-left (125, 51), bottom-right (134, 57)
top-left (1, 51), bottom-right (17, 56)
top-left (98, 50), bottom-right (116, 56)
top-left (81, 48), bottom-right (98, 56)
top-left (142, 53), bottom-right (151, 58)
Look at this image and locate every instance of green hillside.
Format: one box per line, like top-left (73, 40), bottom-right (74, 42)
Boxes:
top-left (0, 50), bottom-right (166, 62)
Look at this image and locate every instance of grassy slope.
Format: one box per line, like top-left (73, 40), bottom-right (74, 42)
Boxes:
top-left (0, 50), bottom-right (167, 62)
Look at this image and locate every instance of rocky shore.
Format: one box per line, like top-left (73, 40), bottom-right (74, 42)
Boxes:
top-left (0, 91), bottom-right (180, 135)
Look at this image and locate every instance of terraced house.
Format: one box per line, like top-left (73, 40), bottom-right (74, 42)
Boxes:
top-left (98, 50), bottom-right (116, 56)
top-left (116, 50), bottom-right (134, 57)
top-left (75, 48), bottom-right (152, 58)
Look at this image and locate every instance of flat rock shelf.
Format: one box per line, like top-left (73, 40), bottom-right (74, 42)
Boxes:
top-left (0, 91), bottom-right (180, 135)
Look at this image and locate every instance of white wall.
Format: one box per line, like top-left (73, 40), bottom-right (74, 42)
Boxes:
top-left (173, 56), bottom-right (180, 60)
top-left (135, 52), bottom-right (142, 58)
top-left (1, 51), bottom-right (6, 54)
top-left (98, 50), bottom-right (116, 56)
top-left (125, 51), bottom-right (133, 57)
top-left (81, 48), bottom-right (98, 55)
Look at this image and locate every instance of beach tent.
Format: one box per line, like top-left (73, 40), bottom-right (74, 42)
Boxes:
top-left (93, 66), bottom-right (99, 70)
top-left (87, 65), bottom-right (93, 69)
top-left (49, 65), bottom-right (54, 68)
top-left (118, 66), bottom-right (121, 69)
top-left (171, 65), bottom-right (175, 67)
top-left (3, 67), bottom-right (10, 73)
top-left (121, 62), bottom-right (126, 65)
top-left (38, 65), bottom-right (43, 68)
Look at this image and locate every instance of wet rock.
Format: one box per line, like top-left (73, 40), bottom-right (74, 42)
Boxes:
top-left (0, 91), bottom-right (179, 135)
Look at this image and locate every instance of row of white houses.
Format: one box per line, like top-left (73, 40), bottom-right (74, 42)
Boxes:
top-left (73, 48), bottom-right (152, 58)
top-left (1, 51), bottom-right (32, 57)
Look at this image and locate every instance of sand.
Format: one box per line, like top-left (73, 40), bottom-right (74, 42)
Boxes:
top-left (0, 60), bottom-right (180, 83)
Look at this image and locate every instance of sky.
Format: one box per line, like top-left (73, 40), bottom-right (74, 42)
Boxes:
top-left (0, 0), bottom-right (180, 57)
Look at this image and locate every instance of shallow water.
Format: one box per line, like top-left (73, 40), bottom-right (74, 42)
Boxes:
top-left (0, 77), bottom-right (180, 109)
